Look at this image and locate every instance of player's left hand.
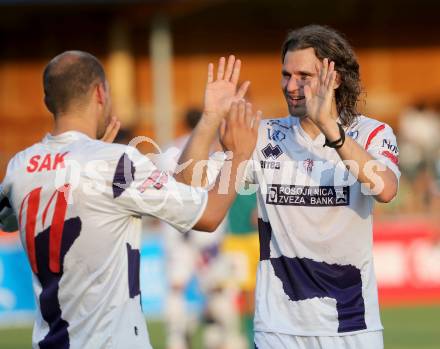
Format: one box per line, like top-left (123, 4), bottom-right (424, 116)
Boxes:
top-left (100, 116), bottom-right (121, 143)
top-left (203, 55), bottom-right (251, 124)
top-left (304, 58), bottom-right (337, 128)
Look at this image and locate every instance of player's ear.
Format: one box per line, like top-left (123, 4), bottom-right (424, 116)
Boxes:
top-left (334, 71), bottom-right (341, 90)
top-left (95, 82), bottom-right (106, 106)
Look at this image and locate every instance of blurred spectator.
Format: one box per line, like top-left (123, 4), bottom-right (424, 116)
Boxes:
top-left (399, 103), bottom-right (440, 177)
top-left (219, 192), bottom-right (259, 349)
top-left (156, 108), bottom-right (227, 349)
top-left (397, 103), bottom-right (440, 215)
top-left (197, 192), bottom-right (259, 349)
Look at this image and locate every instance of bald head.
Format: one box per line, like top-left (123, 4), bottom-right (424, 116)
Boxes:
top-left (43, 50), bottom-right (106, 117)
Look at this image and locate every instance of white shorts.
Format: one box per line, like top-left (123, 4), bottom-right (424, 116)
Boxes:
top-left (254, 330), bottom-right (383, 349)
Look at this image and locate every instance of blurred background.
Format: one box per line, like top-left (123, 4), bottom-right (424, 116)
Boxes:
top-left (0, 0), bottom-right (439, 348)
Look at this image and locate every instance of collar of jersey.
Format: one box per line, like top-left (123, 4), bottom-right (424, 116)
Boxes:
top-left (290, 115), bottom-right (326, 146)
top-left (42, 131), bottom-right (92, 144)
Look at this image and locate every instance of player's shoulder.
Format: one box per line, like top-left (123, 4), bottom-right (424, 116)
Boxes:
top-left (79, 139), bottom-right (134, 162)
top-left (77, 140), bottom-right (155, 177)
top-left (347, 115), bottom-right (396, 145)
top-left (76, 137), bottom-right (152, 166)
top-left (79, 140), bottom-right (156, 181)
top-left (4, 142), bottom-right (45, 179)
top-left (4, 134), bottom-right (132, 174)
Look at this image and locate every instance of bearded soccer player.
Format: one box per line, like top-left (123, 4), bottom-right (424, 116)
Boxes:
top-left (244, 25), bottom-right (399, 349)
top-left (175, 27), bottom-right (399, 349)
top-left (0, 51), bottom-right (259, 349)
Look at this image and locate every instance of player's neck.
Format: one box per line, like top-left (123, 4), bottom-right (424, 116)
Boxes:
top-left (299, 118), bottom-right (322, 139)
top-left (52, 113), bottom-right (97, 139)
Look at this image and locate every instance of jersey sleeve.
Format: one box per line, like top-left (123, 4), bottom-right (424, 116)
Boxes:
top-left (99, 146), bottom-right (208, 233)
top-left (154, 145), bottom-right (226, 187)
top-left (0, 182), bottom-right (18, 233)
top-left (203, 151), bottom-right (256, 185)
top-left (206, 151), bottom-right (228, 185)
top-left (364, 123), bottom-right (401, 180)
top-left (243, 155), bottom-right (257, 184)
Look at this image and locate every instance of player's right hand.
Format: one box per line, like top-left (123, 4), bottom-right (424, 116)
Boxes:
top-left (203, 55), bottom-right (251, 124)
top-left (219, 100), bottom-right (261, 159)
top-left (100, 116), bottom-right (121, 143)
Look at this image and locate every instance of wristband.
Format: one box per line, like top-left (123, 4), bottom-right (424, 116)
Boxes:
top-left (323, 123), bottom-right (345, 149)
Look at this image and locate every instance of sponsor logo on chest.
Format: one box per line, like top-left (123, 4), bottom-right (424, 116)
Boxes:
top-left (266, 184), bottom-right (350, 207)
top-left (261, 143), bottom-right (283, 169)
top-left (262, 143), bottom-right (283, 160)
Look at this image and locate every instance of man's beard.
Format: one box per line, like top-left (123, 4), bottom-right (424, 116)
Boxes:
top-left (284, 91), bottom-right (307, 118)
top-left (287, 102), bottom-right (307, 118)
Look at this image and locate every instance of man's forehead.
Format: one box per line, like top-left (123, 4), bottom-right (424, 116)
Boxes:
top-left (283, 48), bottom-right (320, 71)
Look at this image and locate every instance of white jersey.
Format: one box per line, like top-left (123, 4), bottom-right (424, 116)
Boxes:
top-left (158, 134), bottom-right (226, 251)
top-left (0, 131), bottom-right (207, 349)
top-left (245, 115), bottom-right (400, 336)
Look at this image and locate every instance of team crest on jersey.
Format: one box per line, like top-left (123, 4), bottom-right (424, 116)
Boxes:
top-left (138, 170), bottom-right (168, 192)
top-left (303, 159), bottom-right (314, 173)
top-left (262, 144), bottom-right (283, 160)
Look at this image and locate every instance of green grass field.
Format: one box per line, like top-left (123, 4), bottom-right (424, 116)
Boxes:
top-left (0, 305), bottom-right (439, 349)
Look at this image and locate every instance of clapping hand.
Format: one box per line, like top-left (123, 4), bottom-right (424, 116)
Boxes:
top-left (204, 55), bottom-right (251, 125)
top-left (304, 58), bottom-right (338, 128)
top-left (219, 101), bottom-right (261, 159)
top-left (100, 116), bottom-right (121, 143)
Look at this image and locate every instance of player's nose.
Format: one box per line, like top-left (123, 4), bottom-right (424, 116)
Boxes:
top-left (286, 76), bottom-right (301, 93)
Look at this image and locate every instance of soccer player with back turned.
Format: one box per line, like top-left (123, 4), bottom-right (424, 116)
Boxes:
top-left (0, 51), bottom-right (259, 349)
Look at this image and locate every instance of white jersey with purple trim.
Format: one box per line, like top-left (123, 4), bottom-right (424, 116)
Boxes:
top-left (0, 131), bottom-right (207, 349)
top-left (244, 115), bottom-right (400, 337)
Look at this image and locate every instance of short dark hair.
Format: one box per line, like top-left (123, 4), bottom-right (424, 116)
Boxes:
top-left (281, 25), bottom-right (362, 126)
top-left (43, 50), bottom-right (106, 116)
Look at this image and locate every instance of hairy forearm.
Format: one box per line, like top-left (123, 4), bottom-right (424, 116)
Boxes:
top-left (320, 120), bottom-right (398, 202)
top-left (175, 114), bottom-right (220, 187)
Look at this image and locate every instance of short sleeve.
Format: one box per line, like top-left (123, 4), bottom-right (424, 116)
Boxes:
top-left (89, 146), bottom-right (208, 233)
top-left (206, 151), bottom-right (228, 184)
top-left (154, 146), bottom-right (227, 187)
top-left (365, 123), bottom-right (401, 181)
top-left (243, 156), bottom-right (257, 184)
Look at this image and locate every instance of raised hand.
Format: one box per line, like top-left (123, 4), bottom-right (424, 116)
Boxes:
top-left (204, 55), bottom-right (251, 123)
top-left (220, 100), bottom-right (261, 159)
top-left (304, 58), bottom-right (337, 127)
top-left (100, 116), bottom-right (121, 143)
